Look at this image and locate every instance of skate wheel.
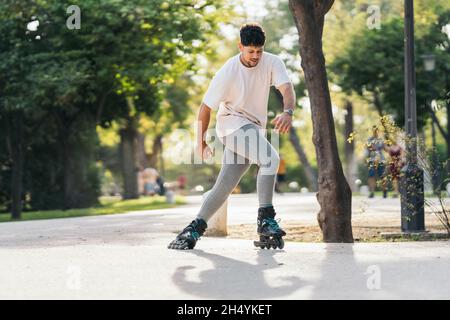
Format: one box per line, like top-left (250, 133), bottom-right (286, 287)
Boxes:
top-left (253, 241), bottom-right (265, 249)
top-left (271, 240), bottom-right (277, 249)
top-left (257, 236), bottom-right (266, 249)
top-left (278, 238), bottom-right (285, 249)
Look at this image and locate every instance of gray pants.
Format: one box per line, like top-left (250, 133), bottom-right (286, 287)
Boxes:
top-left (196, 123), bottom-right (280, 223)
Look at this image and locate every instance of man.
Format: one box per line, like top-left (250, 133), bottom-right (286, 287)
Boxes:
top-left (168, 23), bottom-right (296, 250)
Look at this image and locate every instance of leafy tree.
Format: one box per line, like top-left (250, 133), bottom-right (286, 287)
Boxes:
top-left (0, 0), bottom-right (230, 217)
top-left (86, 0), bottom-right (228, 199)
top-left (329, 9), bottom-right (450, 133)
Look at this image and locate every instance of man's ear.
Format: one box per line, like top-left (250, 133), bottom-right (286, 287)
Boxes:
top-left (237, 42), bottom-right (243, 52)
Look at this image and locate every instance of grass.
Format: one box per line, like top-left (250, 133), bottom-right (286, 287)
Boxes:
top-left (0, 195), bottom-right (186, 223)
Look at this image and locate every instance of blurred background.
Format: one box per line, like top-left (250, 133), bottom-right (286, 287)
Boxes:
top-left (0, 0), bottom-right (449, 221)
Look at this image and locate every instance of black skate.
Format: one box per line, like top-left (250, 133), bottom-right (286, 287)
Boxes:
top-left (253, 206), bottom-right (286, 250)
top-left (168, 218), bottom-right (207, 250)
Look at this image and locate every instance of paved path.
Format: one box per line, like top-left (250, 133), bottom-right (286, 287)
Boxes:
top-left (0, 193), bottom-right (448, 299)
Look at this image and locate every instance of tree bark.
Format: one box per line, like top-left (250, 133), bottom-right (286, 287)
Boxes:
top-left (437, 101), bottom-right (450, 169)
top-left (9, 111), bottom-right (25, 219)
top-left (373, 91), bottom-right (384, 117)
top-left (289, 0), bottom-right (353, 242)
top-left (429, 107), bottom-right (449, 145)
top-left (159, 139), bottom-right (165, 177)
top-left (120, 119), bottom-right (139, 199)
top-left (148, 134), bottom-right (163, 169)
top-left (344, 100), bottom-right (357, 191)
top-left (447, 103), bottom-right (450, 174)
top-left (59, 114), bottom-right (99, 209)
top-left (289, 127), bottom-right (318, 191)
top-left (136, 132), bottom-right (148, 170)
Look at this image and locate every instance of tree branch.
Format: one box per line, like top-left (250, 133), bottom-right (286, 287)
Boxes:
top-left (96, 89), bottom-right (112, 124)
top-left (429, 105), bottom-right (449, 143)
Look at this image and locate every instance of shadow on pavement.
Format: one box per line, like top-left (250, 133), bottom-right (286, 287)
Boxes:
top-left (172, 249), bottom-right (305, 299)
top-left (308, 243), bottom-right (450, 299)
top-left (308, 243), bottom-right (361, 299)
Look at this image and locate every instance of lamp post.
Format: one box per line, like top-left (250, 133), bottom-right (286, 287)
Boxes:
top-left (401, 0), bottom-right (425, 232)
top-left (421, 53), bottom-right (440, 194)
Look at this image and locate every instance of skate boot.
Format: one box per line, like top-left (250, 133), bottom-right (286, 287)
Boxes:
top-left (168, 218), bottom-right (207, 250)
top-left (253, 206), bottom-right (286, 249)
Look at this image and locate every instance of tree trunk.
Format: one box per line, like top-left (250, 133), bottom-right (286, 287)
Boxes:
top-left (447, 102), bottom-right (450, 162)
top-left (373, 91), bottom-right (384, 117)
top-left (289, 0), bottom-right (353, 242)
top-left (136, 132), bottom-right (148, 170)
top-left (429, 103), bottom-right (449, 176)
top-left (9, 111), bottom-right (25, 219)
top-left (289, 127), bottom-right (318, 191)
top-left (60, 115), bottom-right (99, 209)
top-left (344, 100), bottom-right (357, 191)
top-left (120, 120), bottom-right (139, 199)
top-left (159, 139), bottom-right (165, 177)
top-left (148, 134), bottom-right (163, 169)
top-left (429, 107), bottom-right (448, 146)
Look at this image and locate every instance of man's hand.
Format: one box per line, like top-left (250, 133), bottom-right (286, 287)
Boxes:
top-left (271, 112), bottom-right (292, 134)
top-left (197, 141), bottom-right (213, 160)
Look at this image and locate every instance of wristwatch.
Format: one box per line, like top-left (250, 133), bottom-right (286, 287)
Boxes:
top-left (283, 108), bottom-right (294, 116)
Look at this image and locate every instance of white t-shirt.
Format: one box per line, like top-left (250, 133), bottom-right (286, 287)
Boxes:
top-left (202, 52), bottom-right (291, 138)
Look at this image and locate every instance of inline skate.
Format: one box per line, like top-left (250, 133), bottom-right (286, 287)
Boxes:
top-left (168, 218), bottom-right (207, 250)
top-left (253, 206), bottom-right (286, 249)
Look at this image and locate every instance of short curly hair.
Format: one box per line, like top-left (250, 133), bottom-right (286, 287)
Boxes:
top-left (240, 23), bottom-right (266, 47)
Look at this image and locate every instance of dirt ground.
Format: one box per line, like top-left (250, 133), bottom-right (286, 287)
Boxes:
top-left (228, 214), bottom-right (449, 242)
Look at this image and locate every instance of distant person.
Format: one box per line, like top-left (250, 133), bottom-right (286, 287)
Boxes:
top-left (156, 176), bottom-right (166, 196)
top-left (387, 139), bottom-right (404, 198)
top-left (177, 175), bottom-right (186, 191)
top-left (366, 127), bottom-right (387, 198)
top-left (143, 168), bottom-right (160, 196)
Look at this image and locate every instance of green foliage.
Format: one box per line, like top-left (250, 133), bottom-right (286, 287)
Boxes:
top-left (330, 10), bottom-right (450, 130)
top-left (0, 195), bottom-right (186, 222)
top-left (0, 0), bottom-right (229, 211)
top-left (350, 115), bottom-right (450, 232)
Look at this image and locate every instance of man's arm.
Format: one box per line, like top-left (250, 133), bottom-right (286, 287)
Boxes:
top-left (196, 103), bottom-right (213, 159)
top-left (278, 82), bottom-right (296, 112)
top-left (271, 82), bottom-right (296, 134)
